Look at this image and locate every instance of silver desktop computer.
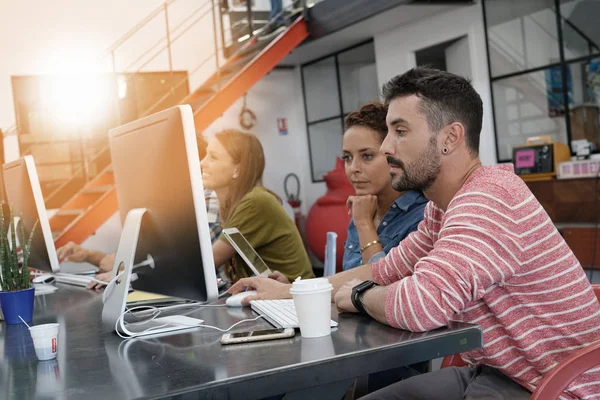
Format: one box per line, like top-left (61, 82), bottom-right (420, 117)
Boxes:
top-left (3, 156), bottom-right (97, 275)
top-left (102, 104), bottom-right (218, 336)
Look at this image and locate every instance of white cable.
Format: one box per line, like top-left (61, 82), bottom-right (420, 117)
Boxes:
top-left (124, 303), bottom-right (221, 324)
top-left (197, 315), bottom-right (264, 333)
top-left (115, 304), bottom-right (263, 339)
top-left (88, 276), bottom-right (112, 285)
top-left (129, 303), bottom-right (227, 318)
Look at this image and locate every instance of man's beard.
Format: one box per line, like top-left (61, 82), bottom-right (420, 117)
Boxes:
top-left (387, 137), bottom-right (441, 192)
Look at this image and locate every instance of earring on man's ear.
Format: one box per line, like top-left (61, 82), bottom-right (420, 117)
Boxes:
top-left (442, 148), bottom-right (449, 154)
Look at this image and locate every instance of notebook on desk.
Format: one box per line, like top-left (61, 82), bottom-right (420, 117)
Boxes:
top-left (125, 290), bottom-right (183, 306)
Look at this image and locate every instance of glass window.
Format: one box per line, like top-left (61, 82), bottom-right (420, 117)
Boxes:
top-left (302, 57), bottom-right (341, 122)
top-left (567, 58), bottom-right (600, 147)
top-left (493, 70), bottom-right (568, 160)
top-left (338, 42), bottom-right (379, 114)
top-left (301, 41), bottom-right (379, 182)
top-left (560, 0), bottom-right (600, 61)
top-left (485, 0), bottom-right (561, 77)
top-left (307, 118), bottom-right (343, 182)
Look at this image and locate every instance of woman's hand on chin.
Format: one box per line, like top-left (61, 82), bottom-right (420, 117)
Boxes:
top-left (347, 194), bottom-right (378, 226)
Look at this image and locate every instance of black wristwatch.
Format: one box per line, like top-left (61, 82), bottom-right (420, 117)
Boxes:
top-left (351, 280), bottom-right (378, 315)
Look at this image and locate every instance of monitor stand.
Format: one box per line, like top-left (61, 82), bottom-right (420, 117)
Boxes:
top-left (101, 208), bottom-right (203, 338)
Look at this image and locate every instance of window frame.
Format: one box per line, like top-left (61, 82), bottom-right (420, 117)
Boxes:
top-left (483, 0), bottom-right (600, 163)
top-left (300, 39), bottom-right (376, 182)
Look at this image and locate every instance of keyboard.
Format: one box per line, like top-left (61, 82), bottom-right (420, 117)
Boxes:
top-left (251, 299), bottom-right (338, 329)
top-left (54, 273), bottom-right (95, 287)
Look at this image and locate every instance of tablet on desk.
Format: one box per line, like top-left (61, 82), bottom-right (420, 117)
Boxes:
top-left (222, 228), bottom-right (272, 277)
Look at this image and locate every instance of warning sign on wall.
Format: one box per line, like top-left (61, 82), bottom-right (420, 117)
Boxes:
top-left (277, 118), bottom-right (288, 136)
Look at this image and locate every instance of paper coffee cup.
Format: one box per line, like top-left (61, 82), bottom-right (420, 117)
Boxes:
top-left (289, 278), bottom-right (333, 338)
top-left (29, 323), bottom-right (59, 361)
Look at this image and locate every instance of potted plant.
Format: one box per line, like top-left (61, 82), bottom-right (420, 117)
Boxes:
top-left (0, 205), bottom-right (37, 324)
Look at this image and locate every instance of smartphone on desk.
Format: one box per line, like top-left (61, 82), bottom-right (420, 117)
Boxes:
top-left (221, 328), bottom-right (295, 345)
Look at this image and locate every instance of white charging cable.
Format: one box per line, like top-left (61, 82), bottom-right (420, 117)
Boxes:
top-left (115, 303), bottom-right (263, 339)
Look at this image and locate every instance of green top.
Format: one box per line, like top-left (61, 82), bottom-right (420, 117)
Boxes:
top-left (220, 186), bottom-right (314, 282)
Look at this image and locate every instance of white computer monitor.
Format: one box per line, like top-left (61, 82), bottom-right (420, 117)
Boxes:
top-left (3, 156), bottom-right (97, 275)
top-left (3, 156), bottom-right (61, 273)
top-left (108, 104), bottom-right (218, 303)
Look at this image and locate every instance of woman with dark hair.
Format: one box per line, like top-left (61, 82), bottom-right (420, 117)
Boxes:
top-left (201, 129), bottom-right (314, 282)
top-left (342, 101), bottom-right (427, 270)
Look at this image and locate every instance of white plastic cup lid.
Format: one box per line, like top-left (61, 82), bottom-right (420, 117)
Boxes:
top-left (289, 277), bottom-right (332, 294)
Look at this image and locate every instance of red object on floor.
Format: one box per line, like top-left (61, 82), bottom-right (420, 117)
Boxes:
top-left (305, 158), bottom-right (354, 272)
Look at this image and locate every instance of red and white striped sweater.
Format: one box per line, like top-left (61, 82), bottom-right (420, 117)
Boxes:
top-left (372, 164), bottom-right (600, 399)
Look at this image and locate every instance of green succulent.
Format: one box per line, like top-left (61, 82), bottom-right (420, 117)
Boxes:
top-left (0, 204), bottom-right (37, 292)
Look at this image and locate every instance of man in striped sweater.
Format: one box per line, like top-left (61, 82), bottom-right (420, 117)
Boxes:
top-left (230, 67), bottom-right (600, 399)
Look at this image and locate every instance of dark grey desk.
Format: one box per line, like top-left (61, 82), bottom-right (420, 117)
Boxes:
top-left (1, 285), bottom-right (482, 400)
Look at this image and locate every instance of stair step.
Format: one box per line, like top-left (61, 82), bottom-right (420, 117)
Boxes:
top-left (222, 52), bottom-right (260, 74)
top-left (81, 185), bottom-right (113, 194)
top-left (201, 72), bottom-right (236, 93)
top-left (187, 91), bottom-right (217, 110)
top-left (56, 209), bottom-right (85, 217)
top-left (238, 38), bottom-right (271, 58)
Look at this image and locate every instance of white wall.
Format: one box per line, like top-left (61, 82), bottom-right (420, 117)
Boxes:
top-left (445, 37), bottom-right (472, 80)
top-left (203, 69), bottom-right (326, 214)
top-left (374, 1), bottom-right (497, 165)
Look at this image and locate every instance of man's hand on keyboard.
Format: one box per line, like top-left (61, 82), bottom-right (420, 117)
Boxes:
top-left (87, 271), bottom-right (110, 290)
top-left (228, 277), bottom-right (292, 306)
top-left (57, 242), bottom-right (90, 263)
top-left (268, 270), bottom-right (290, 284)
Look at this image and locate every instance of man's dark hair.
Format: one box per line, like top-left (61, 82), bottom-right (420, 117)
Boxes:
top-left (382, 67), bottom-right (483, 155)
top-left (344, 101), bottom-right (388, 142)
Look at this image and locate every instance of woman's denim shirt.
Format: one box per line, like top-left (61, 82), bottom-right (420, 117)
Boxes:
top-left (343, 190), bottom-right (428, 271)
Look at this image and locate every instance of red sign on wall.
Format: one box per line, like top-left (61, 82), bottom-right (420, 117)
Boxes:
top-left (277, 118), bottom-right (288, 136)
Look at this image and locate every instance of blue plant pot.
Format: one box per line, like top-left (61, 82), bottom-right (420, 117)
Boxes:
top-left (0, 287), bottom-right (35, 324)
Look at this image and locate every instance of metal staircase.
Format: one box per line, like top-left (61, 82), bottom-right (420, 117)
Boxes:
top-left (50, 0), bottom-right (310, 248)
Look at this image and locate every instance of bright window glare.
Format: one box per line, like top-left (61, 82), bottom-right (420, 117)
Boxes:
top-left (40, 73), bottom-right (113, 129)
